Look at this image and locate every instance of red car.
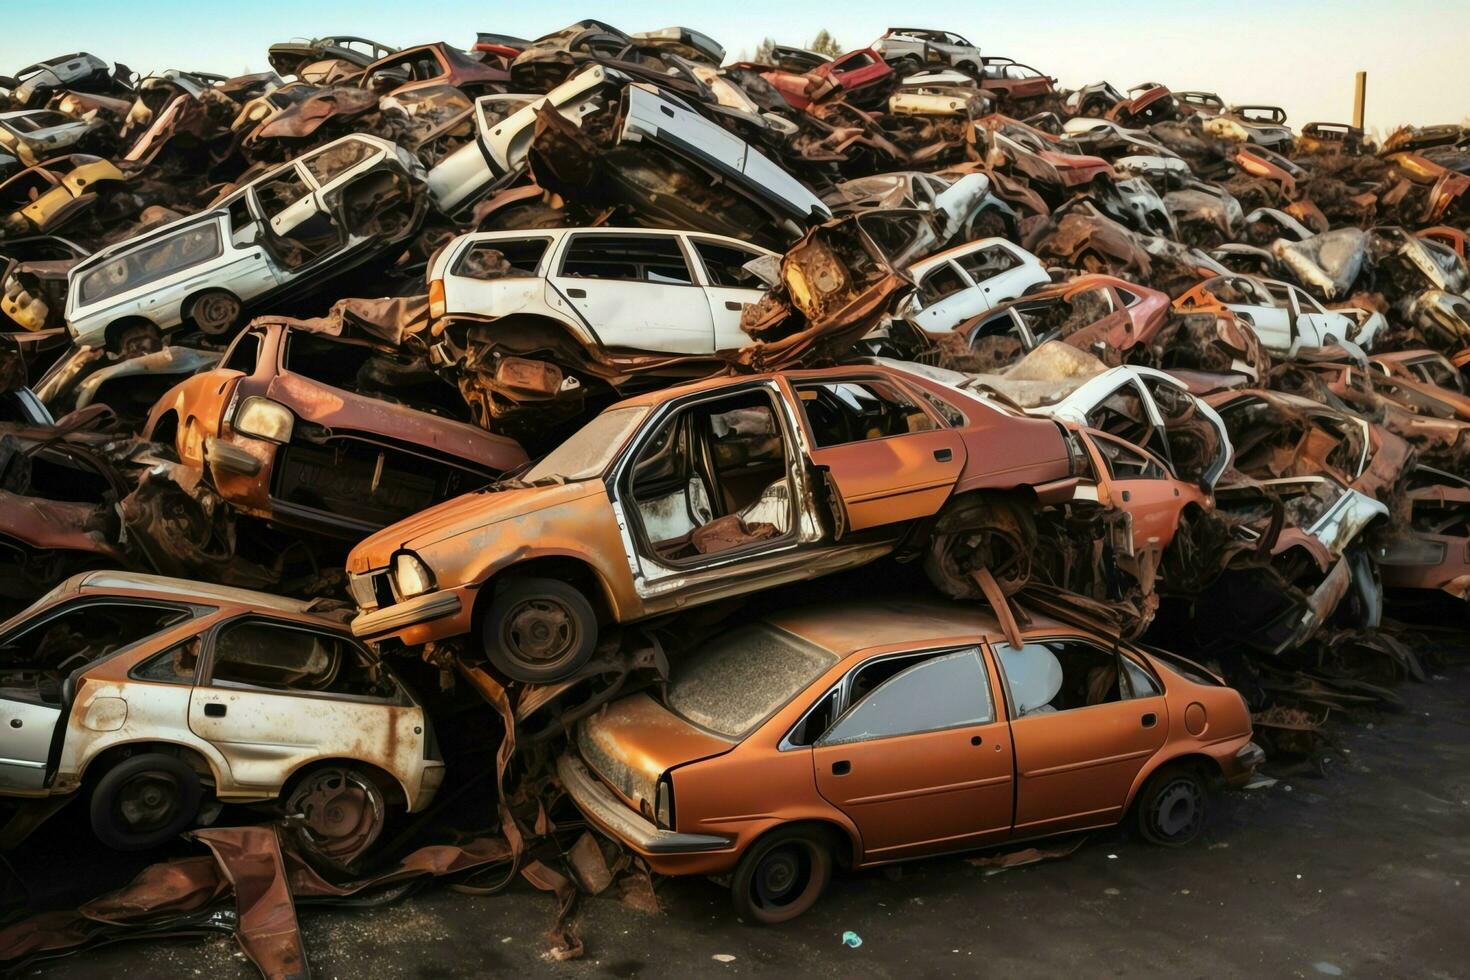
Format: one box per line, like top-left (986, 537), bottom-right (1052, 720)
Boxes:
top-left (760, 48), bottom-right (895, 112)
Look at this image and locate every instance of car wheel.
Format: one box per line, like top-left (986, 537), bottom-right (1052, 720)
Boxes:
top-left (731, 826), bottom-right (833, 925)
top-left (1134, 764), bottom-right (1207, 847)
top-left (113, 321), bottom-right (162, 359)
top-left (89, 752), bottom-right (203, 850)
top-left (188, 290), bottom-right (242, 335)
top-left (483, 577), bottom-right (597, 683)
top-left (924, 492), bottom-right (1037, 598)
top-left (893, 56), bottom-right (922, 78)
top-left (285, 765), bottom-right (388, 870)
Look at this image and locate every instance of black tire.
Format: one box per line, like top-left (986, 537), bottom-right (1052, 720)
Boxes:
top-left (1133, 764), bottom-right (1208, 847)
top-left (731, 825), bottom-right (833, 925)
top-left (112, 321), bottom-right (162, 358)
top-left (187, 290), bottom-right (242, 335)
top-left (482, 577), bottom-right (597, 683)
top-left (892, 56), bottom-right (922, 78)
top-left (89, 752), bottom-right (203, 850)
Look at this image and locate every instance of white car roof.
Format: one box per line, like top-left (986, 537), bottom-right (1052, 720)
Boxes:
top-left (78, 571), bottom-right (321, 613)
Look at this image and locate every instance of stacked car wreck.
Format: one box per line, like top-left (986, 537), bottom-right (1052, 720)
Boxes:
top-left (0, 20), bottom-right (1466, 974)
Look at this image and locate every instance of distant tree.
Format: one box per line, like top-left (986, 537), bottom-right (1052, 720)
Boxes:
top-left (752, 36), bottom-right (777, 64)
top-left (809, 29), bottom-right (843, 57)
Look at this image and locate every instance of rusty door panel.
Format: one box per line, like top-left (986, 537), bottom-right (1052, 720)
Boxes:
top-left (808, 430), bottom-right (965, 532)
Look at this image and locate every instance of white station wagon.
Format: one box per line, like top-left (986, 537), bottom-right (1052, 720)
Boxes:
top-left (64, 134), bottom-right (426, 355)
top-left (428, 226), bottom-right (777, 354)
top-left (906, 237), bottom-right (1051, 334)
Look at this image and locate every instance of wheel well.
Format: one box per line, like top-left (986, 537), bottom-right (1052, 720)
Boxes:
top-left (103, 316), bottom-right (158, 353)
top-left (757, 819), bottom-right (858, 870)
top-left (82, 741), bottom-right (217, 790)
top-left (474, 555), bottom-right (615, 628)
top-left (150, 409), bottom-right (180, 446)
top-left (1132, 753), bottom-right (1224, 808)
top-left (282, 758), bottom-right (408, 809)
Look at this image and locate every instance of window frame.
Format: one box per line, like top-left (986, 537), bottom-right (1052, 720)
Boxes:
top-left (199, 614), bottom-right (406, 706)
top-left (987, 634), bottom-right (1165, 719)
top-left (792, 374), bottom-right (948, 450)
top-left (556, 231), bottom-right (699, 288)
top-left (688, 236), bottom-right (769, 290)
top-left (0, 597), bottom-right (197, 685)
top-left (955, 243), bottom-right (1023, 283)
top-left (453, 235), bottom-right (555, 278)
top-left (808, 645), bottom-right (996, 748)
top-left (129, 637), bottom-right (203, 685)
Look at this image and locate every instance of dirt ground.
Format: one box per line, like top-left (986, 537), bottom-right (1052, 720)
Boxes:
top-left (12, 661), bottom-right (1468, 979)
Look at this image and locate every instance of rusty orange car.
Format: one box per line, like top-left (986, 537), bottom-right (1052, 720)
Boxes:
top-left (558, 597), bottom-right (1262, 922)
top-left (145, 320), bottom-right (527, 538)
top-left (346, 365), bottom-right (1083, 681)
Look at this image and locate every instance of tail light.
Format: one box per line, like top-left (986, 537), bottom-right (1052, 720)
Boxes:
top-left (428, 278), bottom-right (446, 319)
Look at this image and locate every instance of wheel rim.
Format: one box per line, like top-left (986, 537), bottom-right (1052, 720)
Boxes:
top-left (936, 524), bottom-right (1032, 595)
top-left (194, 293), bottom-right (240, 334)
top-left (752, 842), bottom-right (813, 911)
top-left (116, 771), bottom-right (182, 833)
top-left (1153, 778), bottom-right (1203, 839)
top-left (501, 597), bottom-right (579, 665)
top-left (287, 767), bottom-right (385, 868)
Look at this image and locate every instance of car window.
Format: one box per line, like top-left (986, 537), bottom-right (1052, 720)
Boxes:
top-left (77, 221), bottom-right (223, 305)
top-left (996, 638), bottom-right (1124, 716)
top-left (522, 405), bottom-right (649, 483)
top-left (796, 379), bottom-right (935, 447)
top-left (453, 238), bottom-right (551, 278)
top-left (1116, 287), bottom-right (1141, 307)
top-left (917, 262), bottom-right (968, 304)
top-left (956, 245), bottom-right (1022, 281)
top-left (692, 240), bottom-right (767, 288)
top-left (665, 623), bottom-right (838, 739)
top-left (1122, 655), bottom-right (1161, 697)
top-left (222, 330), bottom-right (262, 373)
top-left (560, 234), bottom-right (693, 285)
top-left (208, 619), bottom-right (397, 699)
top-left (132, 638), bottom-right (200, 683)
top-left (1093, 433), bottom-right (1169, 480)
top-left (913, 386), bottom-right (964, 426)
top-left (819, 649), bottom-right (993, 745)
top-left (784, 685), bottom-right (840, 748)
top-left (1291, 287), bottom-right (1327, 315)
top-left (1418, 359), bottom-right (1462, 391)
top-left (0, 601), bottom-right (191, 683)
top-left (301, 138), bottom-right (375, 184)
top-left (254, 167), bottom-right (313, 219)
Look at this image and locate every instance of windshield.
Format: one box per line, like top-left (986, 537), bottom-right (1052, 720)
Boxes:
top-left (521, 406), bottom-right (648, 484)
top-left (666, 623), bottom-right (838, 739)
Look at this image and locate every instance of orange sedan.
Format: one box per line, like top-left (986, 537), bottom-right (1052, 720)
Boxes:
top-left (559, 597), bottom-right (1262, 923)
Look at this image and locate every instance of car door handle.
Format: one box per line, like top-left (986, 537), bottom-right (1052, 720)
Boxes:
top-left (724, 301), bottom-right (743, 311)
top-left (204, 703), bottom-right (227, 717)
top-left (1141, 712), bottom-right (1157, 728)
top-left (934, 448), bottom-right (953, 462)
top-left (831, 760), bottom-right (851, 776)
top-left (565, 287), bottom-right (586, 298)
top-left (1121, 489), bottom-right (1131, 501)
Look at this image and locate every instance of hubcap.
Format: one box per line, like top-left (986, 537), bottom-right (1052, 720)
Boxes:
top-left (287, 767), bottom-right (385, 868)
top-left (117, 771), bottom-right (182, 832)
top-left (1154, 779), bottom-right (1202, 838)
top-left (753, 844), bottom-right (809, 909)
top-left (502, 598), bottom-right (577, 663)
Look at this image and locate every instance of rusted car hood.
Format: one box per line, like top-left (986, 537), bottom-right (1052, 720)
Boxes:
top-left (576, 692), bottom-right (735, 815)
top-left (348, 478), bottom-right (608, 571)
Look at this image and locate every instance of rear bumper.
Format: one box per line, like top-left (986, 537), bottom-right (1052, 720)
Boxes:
top-left (411, 761), bottom-right (447, 811)
top-left (556, 754), bottom-right (732, 857)
top-left (1221, 739), bottom-right (1266, 787)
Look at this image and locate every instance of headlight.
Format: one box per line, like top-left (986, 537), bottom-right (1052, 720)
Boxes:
top-left (655, 775), bottom-right (673, 829)
top-left (393, 551), bottom-right (434, 598)
top-left (233, 396), bottom-right (293, 443)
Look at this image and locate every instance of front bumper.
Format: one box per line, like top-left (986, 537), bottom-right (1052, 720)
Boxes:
top-left (350, 590), bottom-right (464, 638)
top-left (556, 754), bottom-right (731, 856)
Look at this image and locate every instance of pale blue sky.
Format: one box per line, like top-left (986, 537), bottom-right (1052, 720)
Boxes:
top-left (0, 0), bottom-right (1464, 134)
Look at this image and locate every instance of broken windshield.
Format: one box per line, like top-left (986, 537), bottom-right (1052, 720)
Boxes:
top-left (521, 406), bottom-right (648, 484)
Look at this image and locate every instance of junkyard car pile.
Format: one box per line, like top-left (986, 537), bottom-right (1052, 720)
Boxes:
top-left (0, 22), bottom-right (1466, 973)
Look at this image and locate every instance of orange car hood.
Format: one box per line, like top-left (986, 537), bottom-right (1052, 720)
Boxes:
top-left (348, 478), bottom-right (607, 571)
top-left (576, 692), bottom-right (735, 816)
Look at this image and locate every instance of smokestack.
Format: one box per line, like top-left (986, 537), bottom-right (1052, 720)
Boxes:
top-left (1352, 71), bottom-right (1367, 130)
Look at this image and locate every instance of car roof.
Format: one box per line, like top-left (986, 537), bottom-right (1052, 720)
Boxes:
top-left (75, 570), bottom-right (323, 614)
top-left (767, 597), bottom-right (1069, 660)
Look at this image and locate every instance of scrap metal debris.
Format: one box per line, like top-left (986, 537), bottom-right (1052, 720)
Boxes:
top-left (1, 19), bottom-right (1468, 979)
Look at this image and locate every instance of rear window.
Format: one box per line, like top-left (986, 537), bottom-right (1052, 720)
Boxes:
top-left (452, 238), bottom-right (551, 278)
top-left (666, 623), bottom-right (837, 738)
top-left (77, 221), bottom-right (223, 306)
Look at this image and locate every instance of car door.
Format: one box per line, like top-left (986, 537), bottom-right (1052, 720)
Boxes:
top-left (1083, 430), bottom-right (1187, 556)
top-left (1288, 285), bottom-right (1345, 347)
top-left (955, 243), bottom-right (1044, 310)
top-left (548, 232), bottom-right (716, 354)
top-left (1219, 278), bottom-right (1292, 351)
top-left (688, 237), bottom-right (770, 351)
top-left (909, 258), bottom-right (978, 333)
top-left (792, 376), bottom-right (964, 532)
top-left (189, 617), bottom-right (420, 790)
top-left (994, 635), bottom-right (1168, 836)
top-left (813, 646), bottom-right (1013, 862)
